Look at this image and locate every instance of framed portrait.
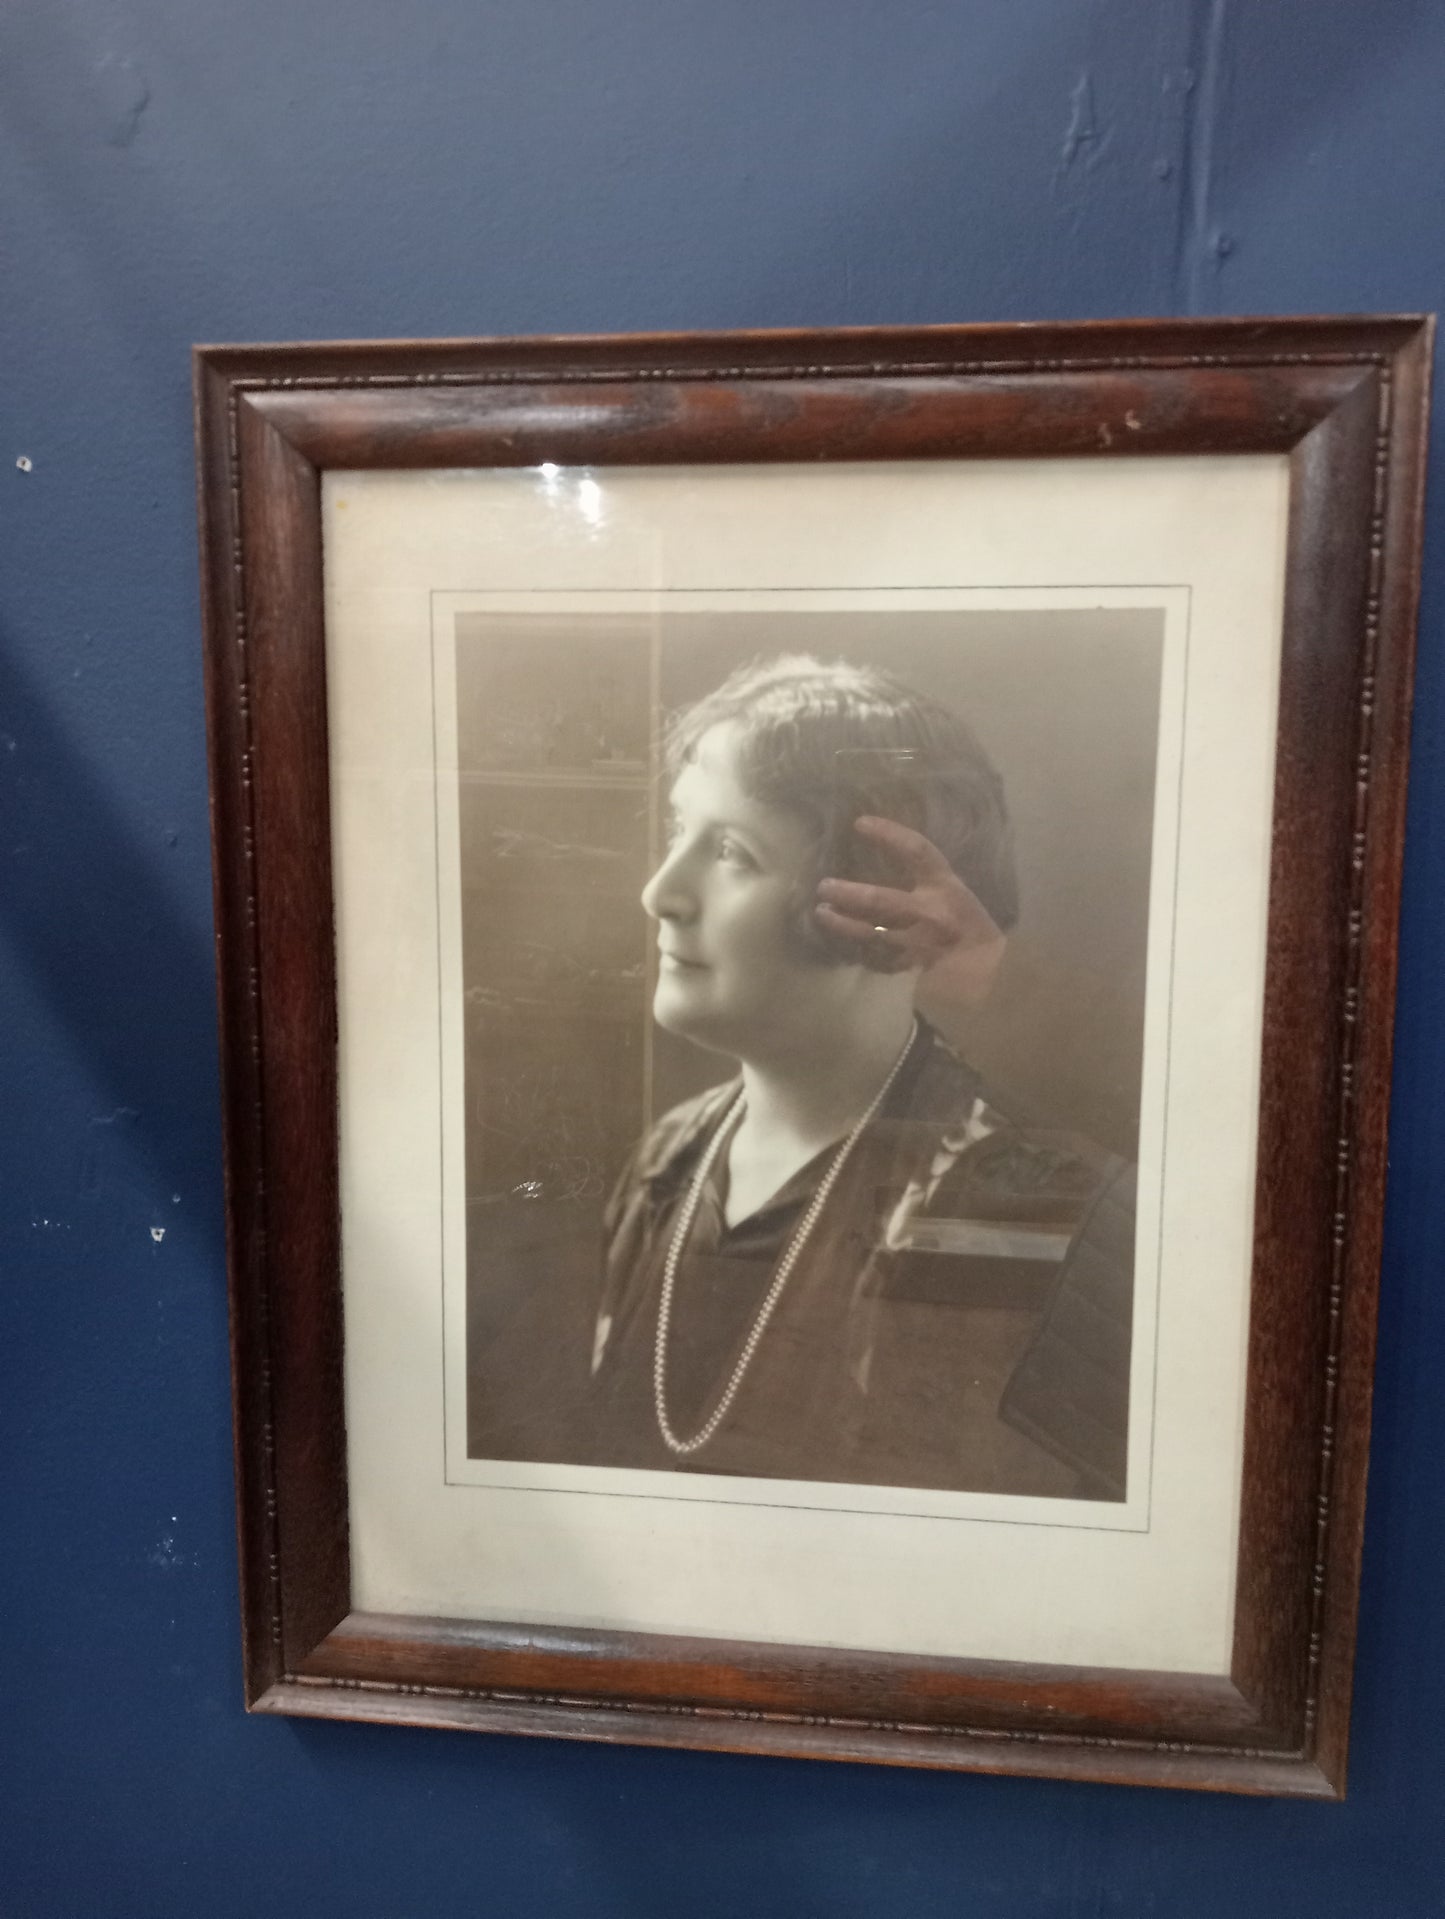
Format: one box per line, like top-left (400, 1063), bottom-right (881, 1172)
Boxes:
top-left (195, 317), bottom-right (1431, 1795)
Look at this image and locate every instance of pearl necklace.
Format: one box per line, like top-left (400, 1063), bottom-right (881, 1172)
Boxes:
top-left (652, 1022), bottom-right (917, 1457)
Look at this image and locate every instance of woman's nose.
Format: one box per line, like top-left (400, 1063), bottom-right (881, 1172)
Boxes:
top-left (641, 841), bottom-right (697, 922)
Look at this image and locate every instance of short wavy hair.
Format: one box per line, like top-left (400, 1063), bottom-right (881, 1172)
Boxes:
top-left (665, 654), bottom-right (1018, 968)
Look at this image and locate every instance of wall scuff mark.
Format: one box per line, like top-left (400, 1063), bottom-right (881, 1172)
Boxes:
top-left (1060, 72), bottom-right (1100, 169)
top-left (93, 55), bottom-right (151, 148)
top-left (1173, 0), bottom-right (1234, 308)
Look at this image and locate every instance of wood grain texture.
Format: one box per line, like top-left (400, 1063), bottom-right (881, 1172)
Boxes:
top-left (297, 1612), bottom-right (1268, 1744)
top-left (235, 395), bottom-right (350, 1669)
top-left (246, 366), bottom-right (1367, 468)
top-left (251, 1677), bottom-right (1338, 1799)
top-left (193, 316), bottom-right (1433, 1793)
top-left (1308, 321), bottom-right (1435, 1794)
top-left (1229, 370), bottom-right (1384, 1751)
top-left (195, 359), bottom-right (286, 1701)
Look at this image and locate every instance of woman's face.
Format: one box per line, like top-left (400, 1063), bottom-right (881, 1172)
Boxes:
top-left (642, 724), bottom-right (837, 1060)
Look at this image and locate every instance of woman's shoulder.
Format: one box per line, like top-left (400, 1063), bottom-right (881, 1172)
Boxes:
top-left (895, 1026), bottom-right (1116, 1226)
top-left (617, 1077), bottom-right (741, 1188)
top-left (600, 1077), bottom-right (740, 1282)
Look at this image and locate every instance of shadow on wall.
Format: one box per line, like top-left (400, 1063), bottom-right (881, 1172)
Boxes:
top-left (0, 637), bottom-right (224, 1265)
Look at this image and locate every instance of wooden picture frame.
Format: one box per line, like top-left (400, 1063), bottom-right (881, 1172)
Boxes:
top-left (195, 316), bottom-right (1431, 1796)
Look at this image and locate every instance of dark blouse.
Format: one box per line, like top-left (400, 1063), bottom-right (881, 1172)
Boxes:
top-left (587, 1023), bottom-right (1134, 1499)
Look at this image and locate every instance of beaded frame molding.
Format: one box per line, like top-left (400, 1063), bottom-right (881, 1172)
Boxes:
top-left (195, 318), bottom-right (1431, 1795)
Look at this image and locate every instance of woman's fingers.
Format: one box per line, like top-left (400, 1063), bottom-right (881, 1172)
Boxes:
top-left (816, 817), bottom-right (1005, 976)
top-left (853, 814), bottom-right (955, 880)
top-left (814, 899), bottom-right (900, 944)
top-left (814, 895), bottom-right (951, 968)
top-left (813, 902), bottom-right (913, 972)
top-left (815, 876), bottom-right (917, 927)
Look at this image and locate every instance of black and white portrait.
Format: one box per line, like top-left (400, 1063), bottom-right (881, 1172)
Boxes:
top-left (458, 609), bottom-right (1162, 1503)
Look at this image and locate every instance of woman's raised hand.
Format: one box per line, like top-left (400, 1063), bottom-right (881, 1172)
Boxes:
top-left (814, 815), bottom-right (1006, 1005)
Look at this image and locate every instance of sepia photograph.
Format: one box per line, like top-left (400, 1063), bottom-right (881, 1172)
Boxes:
top-left (456, 606), bottom-right (1162, 1503)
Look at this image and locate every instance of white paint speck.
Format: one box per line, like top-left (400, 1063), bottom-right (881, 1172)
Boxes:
top-left (16, 455), bottom-right (32, 472)
top-left (148, 1533), bottom-right (188, 1569)
top-left (150, 1226), bottom-right (166, 1243)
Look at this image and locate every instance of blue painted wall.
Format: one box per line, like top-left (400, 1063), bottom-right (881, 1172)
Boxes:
top-left (3, 3), bottom-right (1442, 1912)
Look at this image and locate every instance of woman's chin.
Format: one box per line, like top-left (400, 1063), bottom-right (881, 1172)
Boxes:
top-left (651, 985), bottom-right (734, 1054)
top-left (652, 981), bottom-right (704, 1032)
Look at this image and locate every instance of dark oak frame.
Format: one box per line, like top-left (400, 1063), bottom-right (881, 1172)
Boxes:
top-left (195, 317), bottom-right (1432, 1796)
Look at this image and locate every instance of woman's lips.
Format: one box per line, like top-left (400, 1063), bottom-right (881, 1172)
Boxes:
top-left (658, 949), bottom-right (708, 971)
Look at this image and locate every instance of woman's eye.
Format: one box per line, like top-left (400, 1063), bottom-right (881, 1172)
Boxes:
top-left (717, 835), bottom-right (756, 869)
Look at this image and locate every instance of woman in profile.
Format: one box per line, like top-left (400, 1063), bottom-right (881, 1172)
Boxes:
top-left (587, 656), bottom-right (1133, 1499)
